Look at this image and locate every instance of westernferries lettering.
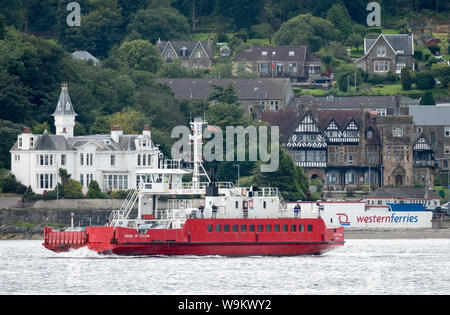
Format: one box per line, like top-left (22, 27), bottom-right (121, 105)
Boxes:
top-left (355, 213), bottom-right (419, 224)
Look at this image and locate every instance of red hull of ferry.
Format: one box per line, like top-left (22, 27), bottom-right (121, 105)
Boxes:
top-left (43, 218), bottom-right (344, 256)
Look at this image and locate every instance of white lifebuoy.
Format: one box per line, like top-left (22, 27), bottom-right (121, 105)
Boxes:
top-left (248, 200), bottom-right (254, 209)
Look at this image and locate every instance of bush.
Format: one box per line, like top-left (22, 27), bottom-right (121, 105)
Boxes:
top-left (367, 73), bottom-right (384, 84)
top-left (415, 71), bottom-right (435, 90)
top-left (0, 173), bottom-right (27, 194)
top-left (414, 49), bottom-right (423, 61)
top-left (420, 91), bottom-right (436, 105)
top-left (385, 70), bottom-right (397, 83)
top-left (87, 180), bottom-right (107, 199)
top-left (427, 45), bottom-right (440, 55)
top-left (62, 179), bottom-right (83, 199)
top-left (110, 190), bottom-right (130, 199)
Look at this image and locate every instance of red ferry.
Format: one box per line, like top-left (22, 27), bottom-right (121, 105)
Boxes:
top-left (43, 119), bottom-right (344, 256)
top-left (43, 218), bottom-right (343, 256)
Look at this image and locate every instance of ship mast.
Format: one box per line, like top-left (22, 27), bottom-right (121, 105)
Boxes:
top-left (190, 117), bottom-right (210, 188)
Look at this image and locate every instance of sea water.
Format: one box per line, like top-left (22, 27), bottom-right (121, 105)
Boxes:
top-left (0, 239), bottom-right (449, 295)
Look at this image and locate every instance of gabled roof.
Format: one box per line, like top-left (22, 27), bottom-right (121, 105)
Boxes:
top-left (364, 34), bottom-right (414, 56)
top-left (413, 133), bottom-right (435, 152)
top-left (53, 83), bottom-right (77, 116)
top-left (261, 109), bottom-right (381, 145)
top-left (157, 40), bottom-right (213, 59)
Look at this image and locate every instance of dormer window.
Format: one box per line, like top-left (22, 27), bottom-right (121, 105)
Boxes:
top-left (289, 51), bottom-right (295, 56)
top-left (181, 47), bottom-right (187, 57)
top-left (262, 51), bottom-right (267, 56)
top-left (272, 51), bottom-right (276, 55)
top-left (167, 51), bottom-right (172, 59)
top-left (30, 137), bottom-right (34, 147)
top-left (396, 50), bottom-right (404, 54)
top-left (197, 51), bottom-right (201, 59)
top-left (18, 137), bottom-right (22, 148)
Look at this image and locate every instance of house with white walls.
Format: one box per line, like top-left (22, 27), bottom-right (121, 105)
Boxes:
top-left (10, 83), bottom-right (161, 194)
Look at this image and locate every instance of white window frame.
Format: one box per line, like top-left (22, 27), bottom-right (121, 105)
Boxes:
top-left (374, 60), bottom-right (389, 72)
top-left (377, 46), bottom-right (386, 57)
top-left (445, 127), bottom-right (450, 137)
top-left (393, 127), bottom-right (403, 138)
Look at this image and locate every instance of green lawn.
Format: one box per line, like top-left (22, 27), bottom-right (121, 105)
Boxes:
top-left (381, 28), bottom-right (400, 34)
top-left (294, 83), bottom-right (449, 98)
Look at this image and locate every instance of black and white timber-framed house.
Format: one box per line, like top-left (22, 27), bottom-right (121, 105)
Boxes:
top-left (262, 105), bottom-right (438, 191)
top-left (263, 106), bottom-right (383, 190)
top-left (412, 133), bottom-right (436, 186)
top-left (286, 111), bottom-right (328, 169)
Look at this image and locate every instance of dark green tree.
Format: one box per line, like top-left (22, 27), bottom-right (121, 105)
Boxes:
top-left (273, 14), bottom-right (336, 52)
top-left (208, 83), bottom-right (239, 105)
top-left (116, 40), bottom-right (163, 73)
top-left (401, 68), bottom-right (412, 90)
top-left (254, 148), bottom-right (309, 201)
top-left (326, 4), bottom-right (353, 42)
top-left (420, 91), bottom-right (436, 105)
top-left (126, 7), bottom-right (190, 43)
top-left (415, 71), bottom-right (435, 90)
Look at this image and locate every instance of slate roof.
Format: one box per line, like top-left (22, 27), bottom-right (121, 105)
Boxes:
top-left (11, 134), bottom-right (149, 152)
top-left (366, 187), bottom-right (439, 199)
top-left (364, 34), bottom-right (414, 56)
top-left (408, 105), bottom-right (450, 126)
top-left (233, 45), bottom-right (317, 63)
top-left (156, 78), bottom-right (292, 101)
top-left (72, 50), bottom-right (100, 65)
top-left (292, 95), bottom-right (397, 110)
top-left (53, 84), bottom-right (77, 116)
top-left (35, 133), bottom-right (70, 151)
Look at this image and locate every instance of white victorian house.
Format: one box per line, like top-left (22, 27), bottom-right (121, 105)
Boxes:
top-left (10, 83), bottom-right (161, 194)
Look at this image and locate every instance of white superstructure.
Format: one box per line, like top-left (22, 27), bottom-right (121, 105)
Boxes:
top-left (287, 202), bottom-right (433, 229)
